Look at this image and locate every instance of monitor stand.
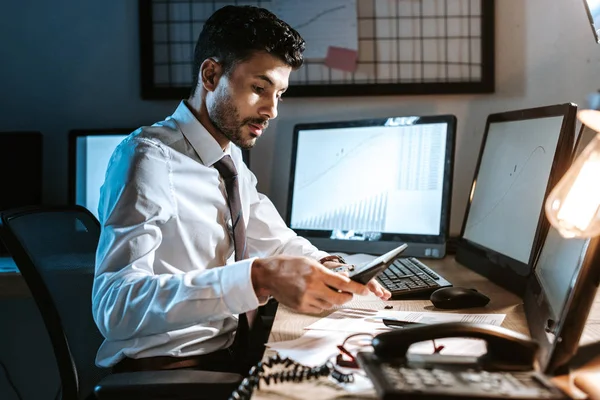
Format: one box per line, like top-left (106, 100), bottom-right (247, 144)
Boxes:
top-left (307, 237), bottom-right (446, 259)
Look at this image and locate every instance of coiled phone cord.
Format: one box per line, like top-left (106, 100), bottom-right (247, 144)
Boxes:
top-left (228, 354), bottom-right (354, 400)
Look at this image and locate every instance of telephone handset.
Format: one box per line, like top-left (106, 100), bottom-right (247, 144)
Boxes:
top-left (357, 322), bottom-right (569, 399)
top-left (372, 322), bottom-right (537, 371)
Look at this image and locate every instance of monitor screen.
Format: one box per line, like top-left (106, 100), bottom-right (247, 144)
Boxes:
top-left (524, 122), bottom-right (600, 375)
top-left (457, 103), bottom-right (577, 295)
top-left (287, 115), bottom-right (456, 258)
top-left (536, 230), bottom-right (589, 318)
top-left (68, 130), bottom-right (131, 219)
top-left (68, 129), bottom-right (251, 220)
top-left (462, 117), bottom-right (566, 264)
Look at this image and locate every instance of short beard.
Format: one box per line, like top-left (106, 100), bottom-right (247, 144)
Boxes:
top-left (208, 88), bottom-right (267, 150)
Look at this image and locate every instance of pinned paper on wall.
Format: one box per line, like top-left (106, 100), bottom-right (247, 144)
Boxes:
top-left (324, 46), bottom-right (359, 72)
top-left (144, 0), bottom-right (494, 96)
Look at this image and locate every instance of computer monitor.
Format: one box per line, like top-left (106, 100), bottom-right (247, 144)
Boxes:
top-left (524, 122), bottom-right (600, 376)
top-left (456, 103), bottom-right (577, 295)
top-left (286, 115), bottom-right (456, 258)
top-left (68, 129), bottom-right (132, 219)
top-left (68, 129), bottom-right (251, 220)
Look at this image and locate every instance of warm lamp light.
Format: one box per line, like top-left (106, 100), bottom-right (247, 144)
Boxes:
top-left (545, 109), bottom-right (600, 238)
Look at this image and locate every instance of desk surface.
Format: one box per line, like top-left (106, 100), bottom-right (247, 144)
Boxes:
top-left (252, 256), bottom-right (528, 399)
top-left (252, 256), bottom-right (600, 400)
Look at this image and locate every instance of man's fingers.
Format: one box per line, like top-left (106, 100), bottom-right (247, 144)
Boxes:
top-left (322, 261), bottom-right (345, 269)
top-left (320, 287), bottom-right (354, 305)
top-left (322, 271), bottom-right (370, 296)
top-left (367, 279), bottom-right (383, 296)
top-left (367, 279), bottom-right (391, 300)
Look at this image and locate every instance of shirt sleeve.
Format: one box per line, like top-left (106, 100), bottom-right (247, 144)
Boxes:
top-left (92, 136), bottom-right (259, 342)
top-left (242, 167), bottom-right (330, 261)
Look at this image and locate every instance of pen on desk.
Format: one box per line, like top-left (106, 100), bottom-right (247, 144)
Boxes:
top-left (382, 318), bottom-right (426, 328)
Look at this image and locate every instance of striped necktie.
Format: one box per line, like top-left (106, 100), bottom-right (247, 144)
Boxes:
top-left (213, 154), bottom-right (255, 348)
top-left (213, 155), bottom-right (249, 261)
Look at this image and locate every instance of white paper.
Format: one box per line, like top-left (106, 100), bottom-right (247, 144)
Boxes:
top-left (408, 337), bottom-right (488, 356)
top-left (266, 330), bottom-right (346, 367)
top-left (271, 0), bottom-right (358, 59)
top-left (268, 326), bottom-right (488, 371)
top-left (305, 309), bottom-right (506, 333)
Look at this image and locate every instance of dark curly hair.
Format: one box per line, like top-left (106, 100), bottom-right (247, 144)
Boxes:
top-left (190, 5), bottom-right (305, 96)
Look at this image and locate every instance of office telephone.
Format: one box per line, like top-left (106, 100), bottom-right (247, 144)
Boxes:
top-left (357, 322), bottom-right (569, 399)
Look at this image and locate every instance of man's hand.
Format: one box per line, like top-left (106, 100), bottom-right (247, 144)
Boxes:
top-left (366, 279), bottom-right (392, 300)
top-left (322, 260), bottom-right (391, 301)
top-left (251, 256), bottom-right (370, 314)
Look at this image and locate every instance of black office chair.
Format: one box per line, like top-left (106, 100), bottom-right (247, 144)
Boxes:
top-left (0, 205), bottom-right (242, 400)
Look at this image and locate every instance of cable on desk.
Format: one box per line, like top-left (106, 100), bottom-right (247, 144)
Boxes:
top-left (228, 354), bottom-right (353, 400)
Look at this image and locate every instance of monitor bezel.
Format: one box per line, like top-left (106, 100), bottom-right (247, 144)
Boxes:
top-left (286, 114), bottom-right (457, 256)
top-left (524, 122), bottom-right (600, 376)
top-left (525, 220), bottom-right (600, 377)
top-left (67, 129), bottom-right (134, 208)
top-left (456, 103), bottom-right (577, 296)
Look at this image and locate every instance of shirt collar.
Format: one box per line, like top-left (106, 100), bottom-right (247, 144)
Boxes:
top-left (170, 100), bottom-right (230, 167)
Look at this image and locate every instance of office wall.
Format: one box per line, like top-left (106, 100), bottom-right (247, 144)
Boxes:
top-left (0, 1), bottom-right (599, 398)
top-left (260, 1), bottom-right (600, 237)
top-left (1, 1), bottom-right (599, 235)
top-left (0, 0), bottom-right (179, 209)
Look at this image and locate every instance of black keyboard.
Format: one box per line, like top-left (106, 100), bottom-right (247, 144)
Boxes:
top-left (377, 257), bottom-right (453, 299)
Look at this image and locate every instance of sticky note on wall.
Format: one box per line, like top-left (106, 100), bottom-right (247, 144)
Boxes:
top-left (324, 46), bottom-right (358, 72)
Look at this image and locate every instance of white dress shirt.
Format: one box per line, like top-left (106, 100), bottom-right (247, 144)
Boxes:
top-left (92, 101), bottom-right (330, 367)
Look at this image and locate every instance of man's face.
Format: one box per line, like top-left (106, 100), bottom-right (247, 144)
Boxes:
top-left (207, 52), bottom-right (291, 149)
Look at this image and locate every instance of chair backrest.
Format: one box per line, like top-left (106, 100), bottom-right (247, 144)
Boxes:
top-left (0, 205), bottom-right (109, 400)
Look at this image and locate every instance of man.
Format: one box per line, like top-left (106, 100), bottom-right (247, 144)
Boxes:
top-left (92, 5), bottom-right (390, 375)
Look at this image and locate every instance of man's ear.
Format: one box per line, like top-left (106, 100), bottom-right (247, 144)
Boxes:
top-left (200, 58), bottom-right (223, 92)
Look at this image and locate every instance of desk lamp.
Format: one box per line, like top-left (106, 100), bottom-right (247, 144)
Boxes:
top-left (545, 0), bottom-right (600, 238)
top-left (544, 4), bottom-right (600, 399)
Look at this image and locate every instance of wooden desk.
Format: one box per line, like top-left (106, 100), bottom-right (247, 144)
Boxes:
top-left (252, 257), bottom-right (527, 400)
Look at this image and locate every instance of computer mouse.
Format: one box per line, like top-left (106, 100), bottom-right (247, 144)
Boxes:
top-left (429, 287), bottom-right (490, 309)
